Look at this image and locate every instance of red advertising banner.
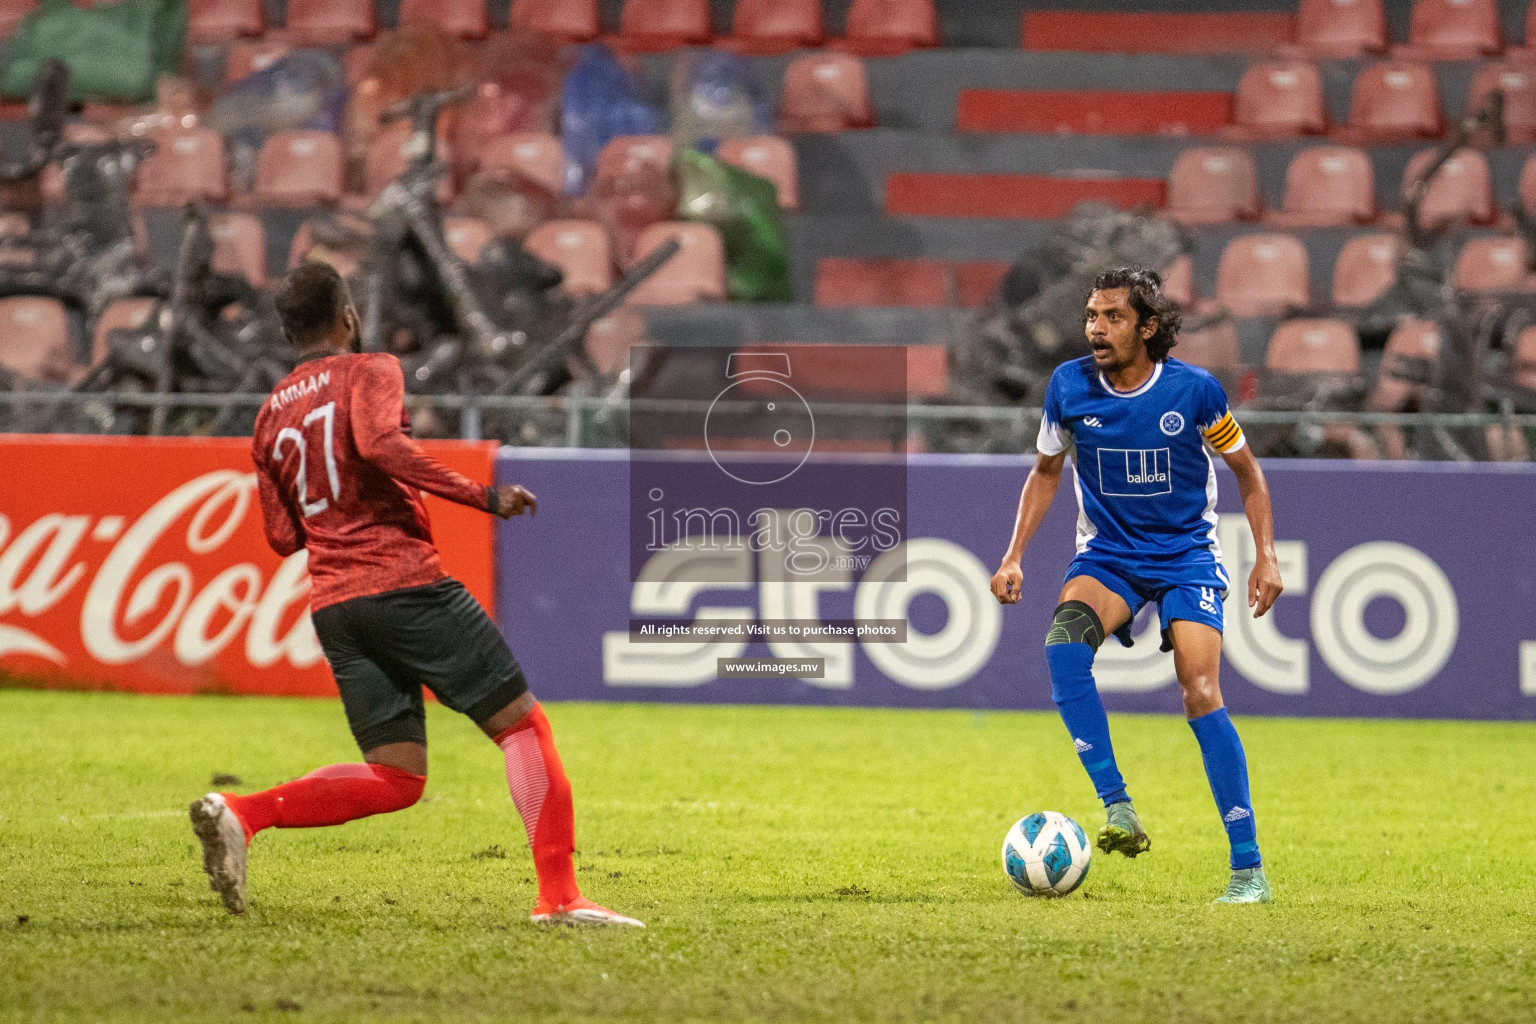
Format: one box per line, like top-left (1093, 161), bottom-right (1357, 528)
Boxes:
top-left (0, 435), bottom-right (496, 697)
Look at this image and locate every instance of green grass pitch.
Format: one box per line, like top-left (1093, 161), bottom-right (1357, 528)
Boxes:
top-left (3, 688), bottom-right (1534, 1024)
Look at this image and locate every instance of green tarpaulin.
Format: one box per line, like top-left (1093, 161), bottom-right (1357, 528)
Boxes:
top-left (3, 0), bottom-right (187, 104)
top-left (675, 148), bottom-right (793, 304)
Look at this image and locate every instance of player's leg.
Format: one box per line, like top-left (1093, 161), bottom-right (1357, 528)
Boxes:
top-left (398, 579), bottom-right (642, 927)
top-left (1049, 571), bottom-right (1149, 858)
top-left (1164, 610), bottom-right (1270, 904)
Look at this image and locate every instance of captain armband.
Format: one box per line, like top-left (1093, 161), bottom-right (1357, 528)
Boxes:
top-left (1202, 410), bottom-right (1246, 454)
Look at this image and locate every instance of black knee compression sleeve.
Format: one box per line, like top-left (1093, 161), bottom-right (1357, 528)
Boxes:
top-left (1045, 600), bottom-right (1106, 650)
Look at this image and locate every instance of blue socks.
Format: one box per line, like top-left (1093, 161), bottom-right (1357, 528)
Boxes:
top-left (1046, 643), bottom-right (1128, 807)
top-left (1188, 707), bottom-right (1261, 869)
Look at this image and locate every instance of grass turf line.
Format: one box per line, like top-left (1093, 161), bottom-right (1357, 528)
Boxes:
top-left (1, 689), bottom-right (1534, 1023)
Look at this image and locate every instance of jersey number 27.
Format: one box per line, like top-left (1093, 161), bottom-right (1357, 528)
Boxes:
top-left (273, 401), bottom-right (341, 518)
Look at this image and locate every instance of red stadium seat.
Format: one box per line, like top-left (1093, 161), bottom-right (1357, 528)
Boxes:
top-left (814, 259), bottom-right (950, 307)
top-left (255, 130), bottom-right (344, 207)
top-left (594, 135), bottom-right (674, 185)
top-left (135, 128), bottom-right (229, 206)
top-left (443, 217), bottom-right (493, 264)
top-left (716, 136), bottom-right (799, 210)
top-left (1176, 318), bottom-right (1242, 372)
top-left (399, 0), bottom-right (489, 38)
top-left (0, 297), bottom-right (72, 383)
top-left (283, 0), bottom-right (375, 43)
top-left (1332, 233), bottom-right (1403, 306)
top-left (1402, 147), bottom-right (1494, 228)
top-left (618, 0), bottom-right (711, 50)
top-left (477, 133), bottom-right (566, 196)
top-left (778, 53), bottom-right (875, 133)
top-left (1166, 147), bottom-right (1261, 225)
top-left (1514, 323), bottom-right (1536, 390)
top-left (844, 0), bottom-right (939, 55)
top-left (364, 123), bottom-right (453, 201)
top-left (730, 0), bottom-right (823, 52)
top-left (1266, 318), bottom-right (1360, 374)
top-left (1231, 60), bottom-right (1327, 139)
top-left (1269, 146), bottom-right (1376, 227)
top-left (91, 297), bottom-right (156, 367)
top-left (583, 310), bottom-right (646, 375)
top-left (1295, 0), bottom-right (1387, 55)
top-left (1454, 236), bottom-right (1533, 292)
top-left (1161, 254), bottom-right (1195, 308)
top-left (209, 212), bottom-right (268, 288)
top-left (525, 219), bottom-right (613, 295)
top-left (1368, 319), bottom-right (1441, 457)
top-left (625, 223), bottom-right (725, 305)
top-left (1346, 61), bottom-right (1443, 142)
top-left (190, 0), bottom-right (264, 41)
top-left (509, 0), bottom-right (599, 41)
top-left (224, 40), bottom-right (293, 83)
top-left (1466, 64), bottom-right (1536, 142)
top-left (0, 0), bottom-right (36, 37)
top-left (1216, 234), bottom-right (1311, 316)
top-left (1403, 0), bottom-right (1501, 57)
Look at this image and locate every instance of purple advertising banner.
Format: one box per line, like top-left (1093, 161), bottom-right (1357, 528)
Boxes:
top-left (496, 449), bottom-right (1536, 721)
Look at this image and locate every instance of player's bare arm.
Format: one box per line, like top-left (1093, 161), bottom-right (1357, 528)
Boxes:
top-left (990, 449), bottom-right (1066, 605)
top-left (1220, 444), bottom-right (1283, 618)
top-left (491, 483), bottom-right (538, 518)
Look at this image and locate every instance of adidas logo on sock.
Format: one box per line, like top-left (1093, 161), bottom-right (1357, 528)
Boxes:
top-left (1223, 806), bottom-right (1251, 823)
top-left (1073, 738), bottom-right (1093, 753)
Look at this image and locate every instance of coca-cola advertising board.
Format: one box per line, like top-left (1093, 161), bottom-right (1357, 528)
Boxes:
top-left (0, 435), bottom-right (495, 696)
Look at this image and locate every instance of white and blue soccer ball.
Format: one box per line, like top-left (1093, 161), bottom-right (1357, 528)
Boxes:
top-left (1001, 811), bottom-right (1093, 897)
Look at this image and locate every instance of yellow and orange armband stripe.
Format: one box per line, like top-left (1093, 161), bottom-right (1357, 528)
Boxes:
top-left (1202, 410), bottom-right (1245, 453)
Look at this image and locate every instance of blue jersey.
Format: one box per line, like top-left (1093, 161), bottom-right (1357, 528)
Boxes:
top-left (1036, 357), bottom-right (1247, 567)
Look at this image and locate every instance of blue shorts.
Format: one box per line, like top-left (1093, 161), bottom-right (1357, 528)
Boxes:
top-left (1064, 552), bottom-right (1227, 652)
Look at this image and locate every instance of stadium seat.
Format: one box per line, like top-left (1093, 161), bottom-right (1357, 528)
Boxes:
top-left (399, 0), bottom-right (489, 39)
top-left (582, 310), bottom-right (646, 376)
top-left (716, 137), bottom-right (799, 210)
top-left (509, 0), bottom-right (600, 40)
top-left (1402, 0), bottom-right (1501, 57)
top-left (255, 131), bottom-right (345, 207)
top-left (189, 0), bottom-right (264, 41)
top-left (1345, 61), bottom-right (1443, 142)
top-left (1161, 254), bottom-right (1195, 308)
top-left (134, 128), bottom-right (229, 206)
top-left (1216, 234), bottom-right (1311, 316)
top-left (1368, 319), bottom-right (1441, 457)
top-left (0, 0), bottom-right (36, 37)
top-left (1332, 233), bottom-right (1403, 306)
top-left (618, 0), bottom-right (711, 50)
top-left (224, 40), bottom-right (293, 83)
top-left (1466, 64), bottom-right (1536, 142)
top-left (1175, 317), bottom-right (1242, 372)
top-left (1295, 0), bottom-right (1387, 55)
top-left (1514, 324), bottom-right (1536, 390)
top-left (525, 220), bottom-right (613, 295)
top-left (364, 123), bottom-right (454, 201)
top-left (0, 297), bottom-right (72, 384)
top-left (844, 0), bottom-right (939, 55)
top-left (1402, 147), bottom-right (1494, 228)
top-left (814, 259), bottom-right (951, 307)
top-left (625, 223), bottom-right (725, 305)
top-left (594, 135), bottom-right (674, 186)
top-left (1166, 147), bottom-right (1260, 225)
top-left (209, 213), bottom-right (268, 288)
top-left (91, 298), bottom-right (156, 367)
top-left (443, 217), bottom-right (493, 264)
top-left (729, 0), bottom-right (823, 52)
top-left (287, 217), bottom-right (366, 279)
top-left (282, 0), bottom-right (375, 43)
top-left (778, 53), bottom-right (875, 133)
top-left (1269, 146), bottom-right (1376, 227)
top-left (1265, 318), bottom-right (1360, 374)
top-left (1454, 236), bottom-right (1533, 292)
top-left (477, 133), bottom-right (567, 196)
top-left (1230, 60), bottom-right (1328, 138)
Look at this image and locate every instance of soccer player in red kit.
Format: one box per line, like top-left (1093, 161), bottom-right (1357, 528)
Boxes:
top-left (189, 261), bottom-right (640, 927)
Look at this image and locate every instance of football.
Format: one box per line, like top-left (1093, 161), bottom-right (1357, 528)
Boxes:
top-left (1001, 811), bottom-right (1093, 897)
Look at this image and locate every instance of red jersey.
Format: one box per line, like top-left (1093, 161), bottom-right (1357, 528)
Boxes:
top-left (252, 351), bottom-right (492, 610)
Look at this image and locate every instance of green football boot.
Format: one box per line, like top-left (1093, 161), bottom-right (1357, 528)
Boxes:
top-left (1095, 800), bottom-right (1151, 858)
top-left (1214, 866), bottom-right (1272, 904)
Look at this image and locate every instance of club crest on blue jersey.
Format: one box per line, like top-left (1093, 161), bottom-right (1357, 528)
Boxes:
top-left (1159, 411), bottom-right (1185, 436)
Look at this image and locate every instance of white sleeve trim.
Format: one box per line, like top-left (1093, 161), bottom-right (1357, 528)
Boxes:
top-left (1037, 418), bottom-right (1069, 456)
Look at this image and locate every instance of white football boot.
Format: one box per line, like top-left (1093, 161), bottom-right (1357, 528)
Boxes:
top-left (189, 793), bottom-right (248, 914)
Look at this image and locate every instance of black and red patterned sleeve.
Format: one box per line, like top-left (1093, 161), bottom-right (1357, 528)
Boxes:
top-left (255, 460), bottom-right (306, 557)
top-left (349, 354), bottom-right (493, 512)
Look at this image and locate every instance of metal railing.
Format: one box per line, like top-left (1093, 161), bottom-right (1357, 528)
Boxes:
top-left (3, 390), bottom-right (1535, 459)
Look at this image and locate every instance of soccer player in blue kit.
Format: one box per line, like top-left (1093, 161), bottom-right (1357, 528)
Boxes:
top-left (990, 268), bottom-right (1284, 904)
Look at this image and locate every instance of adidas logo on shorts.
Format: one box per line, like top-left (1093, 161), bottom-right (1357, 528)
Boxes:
top-left (1073, 738), bottom-right (1093, 753)
top-left (1223, 806), bottom-right (1251, 823)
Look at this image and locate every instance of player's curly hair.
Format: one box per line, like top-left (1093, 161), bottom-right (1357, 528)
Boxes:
top-left (1089, 267), bottom-right (1182, 363)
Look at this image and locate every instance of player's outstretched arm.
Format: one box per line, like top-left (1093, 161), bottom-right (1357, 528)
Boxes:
top-left (351, 355), bottom-right (502, 514)
top-left (1221, 445), bottom-right (1283, 618)
top-left (990, 450), bottom-right (1066, 605)
top-left (255, 465), bottom-right (306, 556)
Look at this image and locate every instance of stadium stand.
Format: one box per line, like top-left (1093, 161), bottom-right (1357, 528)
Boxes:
top-left (619, 0), bottom-right (712, 51)
top-left (1167, 147), bottom-right (1262, 225)
top-left (1294, 0), bottom-right (1388, 56)
top-left (509, 0), bottom-right (599, 41)
top-left (281, 0), bottom-right (376, 44)
top-left (1331, 233), bottom-right (1403, 306)
top-left (1455, 236), bottom-right (1533, 292)
top-left (1270, 146), bottom-right (1377, 227)
top-left (1217, 235), bottom-right (1312, 316)
top-left (1229, 60), bottom-right (1329, 138)
top-left (1344, 60), bottom-right (1444, 142)
top-left (255, 131), bottom-right (346, 207)
top-left (729, 0), bottom-right (825, 53)
top-left (1401, 0), bottom-right (1502, 58)
top-left (189, 0), bottom-right (265, 43)
top-left (717, 137), bottom-right (800, 210)
top-left (1402, 147), bottom-right (1495, 227)
top-left (525, 220), bottom-right (614, 295)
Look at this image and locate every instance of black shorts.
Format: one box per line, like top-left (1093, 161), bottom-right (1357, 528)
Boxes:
top-left (311, 578), bottom-right (529, 752)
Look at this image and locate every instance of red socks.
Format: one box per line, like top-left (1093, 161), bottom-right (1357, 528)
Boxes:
top-left (222, 762), bottom-right (425, 843)
top-left (494, 704), bottom-right (581, 908)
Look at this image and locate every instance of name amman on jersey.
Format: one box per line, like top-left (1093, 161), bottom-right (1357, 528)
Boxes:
top-left (269, 371), bottom-right (331, 412)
